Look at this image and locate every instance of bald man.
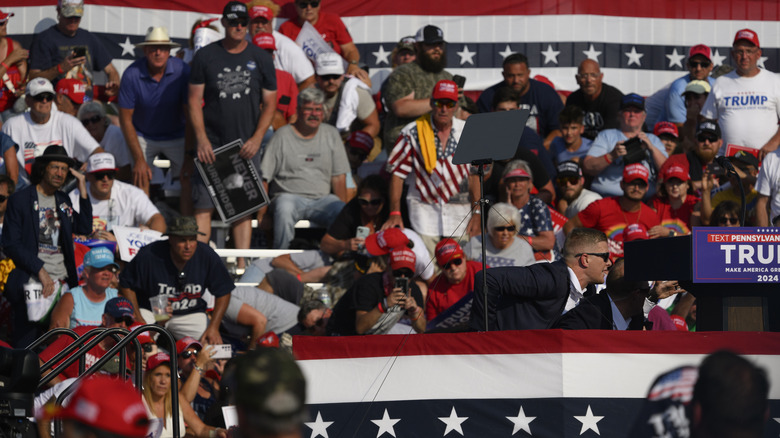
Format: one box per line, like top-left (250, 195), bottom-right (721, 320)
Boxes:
top-left (564, 59), bottom-right (625, 140)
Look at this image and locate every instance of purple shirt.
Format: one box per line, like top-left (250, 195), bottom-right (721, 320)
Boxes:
top-left (118, 56), bottom-right (189, 141)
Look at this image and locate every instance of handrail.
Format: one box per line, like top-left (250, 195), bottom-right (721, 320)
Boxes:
top-left (28, 328), bottom-right (86, 376)
top-left (38, 328), bottom-right (126, 389)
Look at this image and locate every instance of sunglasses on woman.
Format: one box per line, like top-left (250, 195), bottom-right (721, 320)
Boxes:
top-left (494, 225), bottom-right (516, 232)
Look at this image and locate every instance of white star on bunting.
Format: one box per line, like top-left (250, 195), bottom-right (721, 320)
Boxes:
top-left (574, 405), bottom-right (604, 435)
top-left (625, 46), bottom-right (644, 66)
top-left (118, 37), bottom-right (135, 57)
top-left (371, 409), bottom-right (400, 438)
top-left (438, 407), bottom-right (468, 436)
top-left (583, 44), bottom-right (602, 62)
top-left (666, 48), bottom-right (685, 68)
top-left (457, 45), bottom-right (477, 65)
top-left (499, 44), bottom-right (515, 59)
top-left (372, 45), bottom-right (390, 66)
top-left (507, 406), bottom-right (536, 435)
top-left (304, 412), bottom-right (334, 438)
top-left (758, 56), bottom-right (768, 69)
top-left (541, 44), bottom-right (560, 65)
top-left (710, 49), bottom-right (727, 67)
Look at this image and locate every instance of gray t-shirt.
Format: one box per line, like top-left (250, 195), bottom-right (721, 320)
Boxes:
top-left (37, 192), bottom-right (67, 280)
top-left (464, 235), bottom-right (535, 268)
top-left (223, 286), bottom-right (299, 336)
top-left (260, 124), bottom-right (350, 199)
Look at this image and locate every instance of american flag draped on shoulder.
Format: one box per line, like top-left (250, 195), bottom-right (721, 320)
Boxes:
top-left (293, 331), bottom-right (780, 437)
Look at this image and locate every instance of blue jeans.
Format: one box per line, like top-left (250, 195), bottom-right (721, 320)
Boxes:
top-left (272, 193), bottom-right (344, 249)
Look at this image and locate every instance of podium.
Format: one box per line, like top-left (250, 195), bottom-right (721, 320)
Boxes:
top-left (624, 228), bottom-right (780, 332)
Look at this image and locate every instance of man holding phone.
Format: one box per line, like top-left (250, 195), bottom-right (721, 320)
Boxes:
top-left (28, 0), bottom-right (120, 96)
top-left (327, 246), bottom-right (426, 335)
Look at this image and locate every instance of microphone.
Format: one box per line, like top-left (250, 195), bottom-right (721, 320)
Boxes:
top-left (714, 156), bottom-right (735, 174)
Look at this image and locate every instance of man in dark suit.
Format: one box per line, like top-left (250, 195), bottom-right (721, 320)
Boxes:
top-left (552, 258), bottom-right (647, 330)
top-left (2, 145), bottom-right (92, 347)
top-left (470, 227), bottom-right (611, 331)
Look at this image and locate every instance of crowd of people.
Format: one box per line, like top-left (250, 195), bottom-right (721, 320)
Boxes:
top-left (0, 0), bottom-right (777, 435)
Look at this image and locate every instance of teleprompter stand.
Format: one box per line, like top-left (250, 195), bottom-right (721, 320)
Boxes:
top-left (453, 109), bottom-right (530, 331)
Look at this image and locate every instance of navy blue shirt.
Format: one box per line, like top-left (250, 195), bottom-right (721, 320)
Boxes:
top-left (118, 56), bottom-right (190, 140)
top-left (29, 26), bottom-right (113, 82)
top-left (476, 79), bottom-right (564, 138)
top-left (119, 240), bottom-right (234, 315)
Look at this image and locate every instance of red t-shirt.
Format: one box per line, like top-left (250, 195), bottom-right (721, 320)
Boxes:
top-left (652, 195), bottom-right (700, 235)
top-left (278, 12), bottom-right (353, 56)
top-left (577, 196), bottom-right (660, 258)
top-left (426, 260), bottom-right (484, 320)
top-left (39, 325), bottom-right (125, 381)
top-left (276, 69), bottom-right (298, 121)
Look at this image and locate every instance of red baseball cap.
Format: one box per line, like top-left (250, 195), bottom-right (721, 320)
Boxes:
top-left (365, 228), bottom-right (409, 256)
top-left (663, 164), bottom-right (690, 182)
top-left (733, 28), bottom-right (760, 48)
top-left (0, 10), bottom-right (14, 21)
top-left (175, 336), bottom-right (202, 355)
top-left (623, 163), bottom-right (649, 183)
top-left (435, 238), bottom-right (464, 267)
top-left (432, 79), bottom-right (458, 101)
top-left (146, 352), bottom-right (170, 372)
top-left (346, 131), bottom-right (374, 154)
top-left (623, 223), bottom-right (649, 242)
top-left (249, 5), bottom-right (274, 21)
top-left (55, 78), bottom-right (87, 104)
top-left (389, 247), bottom-right (416, 272)
top-left (45, 375), bottom-right (149, 438)
top-left (504, 168), bottom-right (531, 180)
top-left (653, 121), bottom-right (679, 139)
top-left (252, 32), bottom-right (276, 51)
top-left (688, 44), bottom-right (711, 61)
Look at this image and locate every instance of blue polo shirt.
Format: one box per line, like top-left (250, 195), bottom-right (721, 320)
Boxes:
top-left (118, 56), bottom-right (190, 141)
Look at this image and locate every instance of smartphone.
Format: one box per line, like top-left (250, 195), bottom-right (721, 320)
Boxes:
top-left (209, 344), bottom-right (233, 359)
top-left (394, 277), bottom-right (409, 296)
top-left (356, 226), bottom-right (370, 239)
top-left (72, 46), bottom-right (87, 58)
top-left (452, 74), bottom-right (466, 90)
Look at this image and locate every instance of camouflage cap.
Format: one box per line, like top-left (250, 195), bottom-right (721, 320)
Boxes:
top-left (164, 216), bottom-right (206, 237)
top-left (234, 348), bottom-right (307, 432)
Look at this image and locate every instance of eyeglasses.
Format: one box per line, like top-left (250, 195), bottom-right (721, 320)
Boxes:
top-left (443, 258), bottom-right (463, 270)
top-left (575, 252), bottom-right (610, 262)
top-left (226, 18), bottom-right (248, 27)
top-left (358, 197), bottom-right (383, 207)
top-left (296, 1), bottom-right (320, 8)
top-left (556, 176), bottom-right (579, 186)
top-left (697, 134), bottom-right (718, 143)
top-left (392, 269), bottom-right (414, 278)
top-left (0, 20), bottom-right (8, 26)
top-left (33, 93), bottom-right (54, 102)
top-left (92, 264), bottom-right (118, 273)
top-left (433, 100), bottom-right (456, 109)
top-left (626, 180), bottom-right (648, 188)
top-left (180, 349), bottom-right (199, 359)
top-left (733, 48), bottom-right (759, 56)
top-left (493, 225), bottom-right (516, 232)
top-left (688, 61), bottom-right (711, 68)
top-left (92, 171), bottom-right (115, 181)
top-left (0, 194), bottom-right (6, 202)
top-left (319, 74), bottom-right (341, 81)
top-left (719, 216), bottom-right (739, 225)
top-left (81, 115), bottom-right (103, 126)
top-left (112, 316), bottom-right (133, 326)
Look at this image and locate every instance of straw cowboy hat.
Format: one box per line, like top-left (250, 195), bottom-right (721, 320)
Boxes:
top-left (135, 26), bottom-right (181, 47)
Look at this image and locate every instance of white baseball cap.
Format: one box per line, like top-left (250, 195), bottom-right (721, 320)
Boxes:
top-left (26, 78), bottom-right (55, 97)
top-left (315, 52), bottom-right (345, 76)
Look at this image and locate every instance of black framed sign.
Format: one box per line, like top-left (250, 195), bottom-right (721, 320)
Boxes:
top-left (194, 139), bottom-right (269, 224)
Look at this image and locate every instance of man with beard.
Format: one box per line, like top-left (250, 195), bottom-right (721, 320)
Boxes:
top-left (2, 145), bottom-right (91, 346)
top-left (659, 121), bottom-right (721, 193)
top-left (564, 59), bottom-right (625, 140)
top-left (475, 53), bottom-right (564, 148)
top-left (563, 163), bottom-right (660, 259)
top-left (382, 25), bottom-right (452, 150)
top-left (259, 87), bottom-right (349, 249)
top-left (555, 160), bottom-right (601, 218)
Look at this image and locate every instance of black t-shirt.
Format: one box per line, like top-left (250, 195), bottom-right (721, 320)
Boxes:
top-left (327, 272), bottom-right (424, 336)
top-left (119, 240), bottom-right (235, 315)
top-left (326, 198), bottom-right (389, 240)
top-left (565, 83), bottom-right (624, 140)
top-left (190, 41), bottom-right (277, 147)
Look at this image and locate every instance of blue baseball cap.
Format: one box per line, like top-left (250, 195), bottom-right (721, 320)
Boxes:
top-left (84, 246), bottom-right (119, 270)
top-left (104, 297), bottom-right (134, 319)
top-left (620, 93), bottom-right (645, 111)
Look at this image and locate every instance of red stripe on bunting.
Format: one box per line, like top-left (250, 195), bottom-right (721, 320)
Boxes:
top-left (292, 330), bottom-right (780, 360)
top-left (4, 0), bottom-right (780, 20)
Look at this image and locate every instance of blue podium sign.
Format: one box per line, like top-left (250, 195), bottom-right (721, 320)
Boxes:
top-left (692, 227), bottom-right (780, 283)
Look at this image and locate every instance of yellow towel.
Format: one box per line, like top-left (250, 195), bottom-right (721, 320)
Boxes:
top-left (416, 114), bottom-right (437, 174)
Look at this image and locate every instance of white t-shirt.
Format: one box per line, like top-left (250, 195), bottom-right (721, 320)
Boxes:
top-left (2, 110), bottom-right (100, 179)
top-left (700, 69), bottom-right (780, 155)
top-left (100, 124), bottom-right (132, 168)
top-left (565, 188), bottom-right (603, 218)
top-left (755, 149), bottom-right (780, 222)
top-left (273, 31), bottom-right (314, 85)
top-left (69, 179), bottom-right (160, 231)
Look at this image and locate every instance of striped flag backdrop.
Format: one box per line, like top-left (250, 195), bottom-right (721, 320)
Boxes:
top-left (294, 330), bottom-right (780, 437)
top-left (1, 0), bottom-right (779, 95)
